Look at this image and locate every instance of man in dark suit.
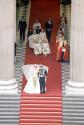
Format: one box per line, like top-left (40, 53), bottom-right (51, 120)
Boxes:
top-left (18, 16), bottom-right (27, 41)
top-left (38, 66), bottom-right (48, 94)
top-left (45, 19), bottom-right (53, 42)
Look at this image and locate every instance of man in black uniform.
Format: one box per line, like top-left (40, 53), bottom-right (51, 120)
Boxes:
top-left (45, 19), bottom-right (53, 42)
top-left (18, 16), bottom-right (27, 41)
top-left (38, 66), bottom-right (48, 94)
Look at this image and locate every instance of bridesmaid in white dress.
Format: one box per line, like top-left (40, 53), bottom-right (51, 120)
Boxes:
top-left (33, 41), bottom-right (42, 56)
top-left (39, 29), bottom-right (47, 41)
top-left (22, 64), bottom-right (40, 94)
top-left (42, 39), bottom-right (50, 56)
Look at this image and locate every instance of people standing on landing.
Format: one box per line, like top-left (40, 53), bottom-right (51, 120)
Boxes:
top-left (45, 19), bottom-right (53, 42)
top-left (18, 16), bottom-right (27, 41)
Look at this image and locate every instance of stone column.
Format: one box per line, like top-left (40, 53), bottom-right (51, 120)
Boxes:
top-left (65, 0), bottom-right (84, 95)
top-left (0, 0), bottom-right (18, 93)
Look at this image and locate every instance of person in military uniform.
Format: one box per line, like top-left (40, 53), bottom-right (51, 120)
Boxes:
top-left (45, 19), bottom-right (53, 42)
top-left (38, 66), bottom-right (48, 94)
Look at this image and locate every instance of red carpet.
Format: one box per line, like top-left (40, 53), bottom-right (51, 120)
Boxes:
top-left (22, 0), bottom-right (62, 96)
top-left (20, 0), bottom-right (62, 124)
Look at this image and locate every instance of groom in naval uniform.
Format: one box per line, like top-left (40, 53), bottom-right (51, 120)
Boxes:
top-left (38, 66), bottom-right (48, 94)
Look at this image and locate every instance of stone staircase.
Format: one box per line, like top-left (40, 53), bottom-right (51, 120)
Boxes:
top-left (0, 94), bottom-right (20, 125)
top-left (62, 63), bottom-right (84, 125)
top-left (15, 43), bottom-right (26, 92)
top-left (19, 93), bottom-right (62, 125)
top-left (63, 96), bottom-right (84, 125)
top-left (15, 2), bottom-right (31, 91)
top-left (64, 4), bottom-right (71, 42)
top-left (60, 3), bottom-right (71, 42)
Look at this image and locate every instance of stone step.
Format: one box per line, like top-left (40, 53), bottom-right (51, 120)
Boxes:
top-left (21, 103), bottom-right (62, 107)
top-left (21, 111), bottom-right (62, 115)
top-left (63, 96), bottom-right (84, 100)
top-left (63, 116), bottom-right (84, 121)
top-left (63, 104), bottom-right (84, 107)
top-left (63, 108), bottom-right (84, 112)
top-left (0, 104), bottom-right (20, 107)
top-left (22, 98), bottom-right (62, 101)
top-left (63, 123), bottom-right (84, 125)
top-left (21, 107), bottom-right (62, 112)
top-left (1, 122), bottom-right (19, 125)
top-left (0, 112), bottom-right (19, 115)
top-left (20, 118), bottom-right (62, 123)
top-left (0, 119), bottom-right (19, 123)
top-left (0, 108), bottom-right (20, 111)
top-left (20, 123), bottom-right (61, 125)
top-left (0, 116), bottom-right (19, 119)
top-left (63, 120), bottom-right (84, 124)
top-left (63, 113), bottom-right (84, 117)
top-left (20, 115), bottom-right (62, 119)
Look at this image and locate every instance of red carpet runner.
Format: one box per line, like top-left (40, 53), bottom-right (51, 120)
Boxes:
top-left (20, 0), bottom-right (62, 124)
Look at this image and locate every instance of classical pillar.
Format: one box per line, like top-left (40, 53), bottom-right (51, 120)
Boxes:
top-left (65, 0), bottom-right (84, 95)
top-left (0, 0), bottom-right (18, 93)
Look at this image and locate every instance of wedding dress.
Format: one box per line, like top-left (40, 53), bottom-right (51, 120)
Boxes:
top-left (22, 64), bottom-right (40, 94)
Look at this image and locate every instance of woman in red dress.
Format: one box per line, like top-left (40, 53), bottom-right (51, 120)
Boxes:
top-left (56, 40), bottom-right (69, 62)
top-left (56, 38), bottom-right (64, 61)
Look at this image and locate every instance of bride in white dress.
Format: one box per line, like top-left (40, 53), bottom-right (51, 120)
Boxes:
top-left (22, 64), bottom-right (40, 94)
